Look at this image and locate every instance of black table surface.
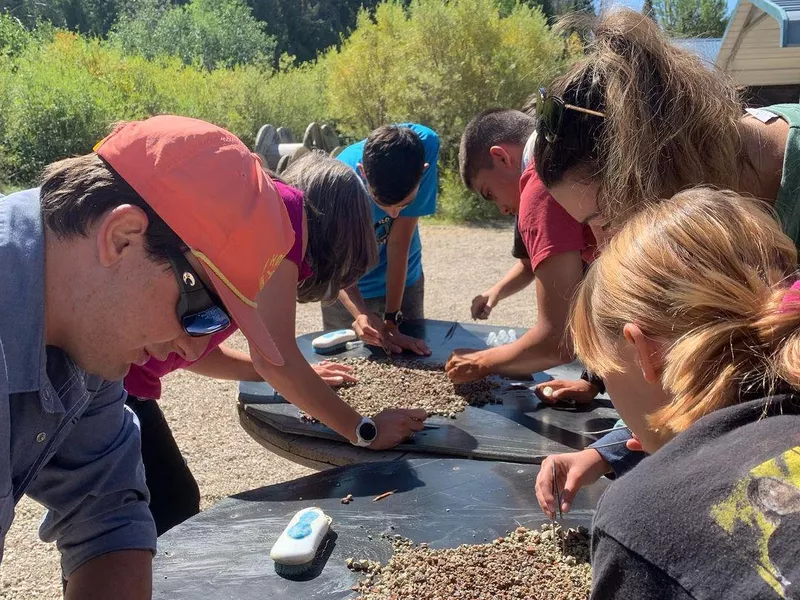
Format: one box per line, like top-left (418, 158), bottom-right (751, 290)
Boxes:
top-left (239, 319), bottom-right (619, 464)
top-left (153, 457), bottom-right (609, 599)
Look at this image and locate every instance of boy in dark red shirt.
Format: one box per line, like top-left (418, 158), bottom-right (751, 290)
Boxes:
top-left (447, 109), bottom-right (596, 385)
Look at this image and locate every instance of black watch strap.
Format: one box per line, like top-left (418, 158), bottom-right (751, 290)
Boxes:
top-left (384, 310), bottom-right (402, 325)
top-left (580, 370), bottom-right (606, 395)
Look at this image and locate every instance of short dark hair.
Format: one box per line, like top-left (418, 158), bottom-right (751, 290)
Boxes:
top-left (459, 109), bottom-right (537, 190)
top-left (362, 125), bottom-right (425, 205)
top-left (40, 153), bottom-right (186, 263)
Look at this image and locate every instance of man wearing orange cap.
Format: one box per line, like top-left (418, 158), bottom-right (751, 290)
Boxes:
top-left (0, 115), bottom-right (425, 597)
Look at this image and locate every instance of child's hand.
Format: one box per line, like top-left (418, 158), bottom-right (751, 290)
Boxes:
top-left (535, 378), bottom-right (599, 405)
top-left (445, 348), bottom-right (491, 383)
top-left (312, 361), bottom-right (357, 387)
top-left (471, 290), bottom-right (499, 320)
top-left (352, 314), bottom-right (402, 353)
top-left (535, 450), bottom-right (612, 519)
top-left (384, 324), bottom-right (431, 356)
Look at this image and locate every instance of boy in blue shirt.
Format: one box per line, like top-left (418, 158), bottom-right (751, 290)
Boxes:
top-left (324, 124), bottom-right (439, 356)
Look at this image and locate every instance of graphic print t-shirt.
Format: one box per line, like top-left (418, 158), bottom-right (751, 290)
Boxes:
top-left (590, 394), bottom-right (800, 600)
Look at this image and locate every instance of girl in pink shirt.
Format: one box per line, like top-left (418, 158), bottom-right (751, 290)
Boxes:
top-left (124, 153), bottom-right (378, 534)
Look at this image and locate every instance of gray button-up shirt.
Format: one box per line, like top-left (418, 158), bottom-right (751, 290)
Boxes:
top-left (0, 189), bottom-right (156, 576)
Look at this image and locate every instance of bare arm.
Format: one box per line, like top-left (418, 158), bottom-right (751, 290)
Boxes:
top-left (472, 259), bottom-right (534, 319)
top-left (251, 260), bottom-right (424, 449)
top-left (385, 215), bottom-right (418, 313)
top-left (494, 259), bottom-right (534, 302)
top-left (447, 251), bottom-right (582, 382)
top-left (66, 550), bottom-right (152, 600)
top-left (338, 283), bottom-right (373, 320)
top-left (185, 345), bottom-right (261, 381)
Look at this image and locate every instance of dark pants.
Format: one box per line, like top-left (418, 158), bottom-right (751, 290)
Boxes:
top-left (126, 396), bottom-right (200, 536)
top-left (321, 274), bottom-right (425, 331)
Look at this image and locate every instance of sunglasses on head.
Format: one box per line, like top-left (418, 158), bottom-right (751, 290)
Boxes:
top-left (167, 252), bottom-right (232, 337)
top-left (536, 88), bottom-right (606, 143)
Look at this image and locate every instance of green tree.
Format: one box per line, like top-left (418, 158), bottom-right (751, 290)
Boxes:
top-left (0, 0), bottom-right (123, 36)
top-left (326, 0), bottom-right (571, 147)
top-left (550, 0), bottom-right (593, 16)
top-left (0, 12), bottom-right (31, 57)
top-left (325, 0), bottom-right (577, 220)
top-left (110, 0), bottom-right (276, 69)
top-left (654, 0), bottom-right (728, 37)
top-left (642, 0), bottom-right (656, 21)
top-left (243, 0), bottom-right (401, 64)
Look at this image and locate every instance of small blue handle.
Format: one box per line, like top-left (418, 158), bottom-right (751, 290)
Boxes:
top-left (318, 330), bottom-right (351, 341)
top-left (287, 510), bottom-right (320, 539)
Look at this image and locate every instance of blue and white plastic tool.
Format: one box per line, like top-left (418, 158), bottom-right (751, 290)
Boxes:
top-left (270, 507), bottom-right (332, 575)
top-left (311, 329), bottom-right (359, 355)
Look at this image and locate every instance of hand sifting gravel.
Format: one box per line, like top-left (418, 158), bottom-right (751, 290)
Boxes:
top-left (347, 524), bottom-right (592, 600)
top-left (305, 357), bottom-right (497, 419)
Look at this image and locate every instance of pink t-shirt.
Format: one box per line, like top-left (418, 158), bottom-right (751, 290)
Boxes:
top-left (124, 181), bottom-right (309, 400)
top-left (518, 163), bottom-right (596, 271)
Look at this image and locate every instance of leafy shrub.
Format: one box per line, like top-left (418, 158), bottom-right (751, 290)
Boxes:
top-left (0, 13), bottom-right (32, 58)
top-left (0, 30), bottom-right (329, 185)
top-left (110, 0), bottom-right (276, 70)
top-left (437, 166), bottom-right (508, 223)
top-left (326, 0), bottom-right (573, 160)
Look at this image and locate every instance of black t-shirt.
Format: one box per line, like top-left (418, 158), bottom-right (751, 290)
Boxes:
top-left (591, 394), bottom-right (800, 600)
top-left (512, 217), bottom-right (529, 260)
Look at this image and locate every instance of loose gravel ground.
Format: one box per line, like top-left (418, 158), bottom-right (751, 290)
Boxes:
top-left (0, 221), bottom-right (537, 599)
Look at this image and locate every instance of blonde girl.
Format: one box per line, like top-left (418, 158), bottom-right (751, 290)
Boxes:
top-left (569, 188), bottom-right (800, 599)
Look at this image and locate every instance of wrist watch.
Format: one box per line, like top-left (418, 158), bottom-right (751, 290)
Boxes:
top-left (353, 416), bottom-right (378, 447)
top-left (384, 310), bottom-right (404, 326)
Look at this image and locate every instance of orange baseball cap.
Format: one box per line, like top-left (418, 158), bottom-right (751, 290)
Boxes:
top-left (94, 115), bottom-right (295, 366)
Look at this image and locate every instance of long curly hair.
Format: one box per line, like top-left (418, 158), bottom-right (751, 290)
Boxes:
top-left (533, 9), bottom-right (747, 228)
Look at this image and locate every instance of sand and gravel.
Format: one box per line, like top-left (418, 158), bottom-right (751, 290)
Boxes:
top-left (0, 222), bottom-right (537, 599)
top-left (304, 357), bottom-right (497, 420)
top-left (349, 525), bottom-right (592, 600)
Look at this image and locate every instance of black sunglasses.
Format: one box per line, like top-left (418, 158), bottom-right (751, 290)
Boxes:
top-left (167, 253), bottom-right (232, 337)
top-left (536, 88), bottom-right (606, 143)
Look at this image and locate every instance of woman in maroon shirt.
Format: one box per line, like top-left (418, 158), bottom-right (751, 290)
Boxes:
top-left (124, 153), bottom-right (380, 534)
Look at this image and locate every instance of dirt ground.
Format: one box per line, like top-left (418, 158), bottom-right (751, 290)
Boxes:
top-left (0, 221), bottom-right (537, 599)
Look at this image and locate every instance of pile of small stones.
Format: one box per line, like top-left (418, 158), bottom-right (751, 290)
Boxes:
top-left (347, 524), bottom-right (592, 600)
top-left (314, 357), bottom-right (497, 419)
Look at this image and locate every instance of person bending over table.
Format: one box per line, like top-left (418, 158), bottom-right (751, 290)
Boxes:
top-left (533, 7), bottom-right (800, 514)
top-left (0, 116), bottom-right (339, 598)
top-left (563, 187), bottom-right (800, 599)
top-left (322, 124), bottom-right (438, 357)
top-left (446, 109), bottom-right (595, 387)
top-left (125, 153), bottom-right (427, 535)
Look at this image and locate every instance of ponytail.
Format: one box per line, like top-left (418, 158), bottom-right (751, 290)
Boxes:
top-left (534, 9), bottom-right (745, 227)
top-left (571, 188), bottom-right (799, 436)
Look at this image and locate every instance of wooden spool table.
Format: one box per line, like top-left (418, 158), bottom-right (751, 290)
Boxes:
top-left (153, 457), bottom-right (609, 599)
top-left (239, 319), bottom-right (619, 470)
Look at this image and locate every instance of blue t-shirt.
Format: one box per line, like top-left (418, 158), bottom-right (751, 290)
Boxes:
top-left (337, 123), bottom-right (439, 299)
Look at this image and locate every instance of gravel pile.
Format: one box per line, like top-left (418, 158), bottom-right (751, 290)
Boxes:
top-left (348, 524), bottom-right (592, 600)
top-left (327, 357), bottom-right (497, 418)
